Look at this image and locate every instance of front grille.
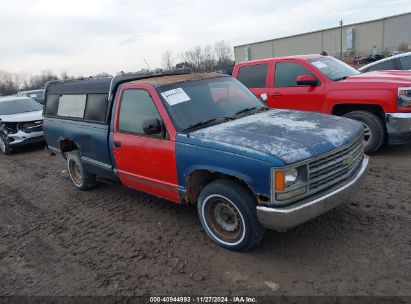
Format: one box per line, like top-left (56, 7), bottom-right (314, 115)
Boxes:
top-left (308, 136), bottom-right (364, 196)
top-left (19, 121), bottom-right (43, 133)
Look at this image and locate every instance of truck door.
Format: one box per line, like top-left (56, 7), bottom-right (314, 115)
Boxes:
top-left (112, 85), bottom-right (179, 203)
top-left (236, 63), bottom-right (269, 101)
top-left (267, 61), bottom-right (325, 112)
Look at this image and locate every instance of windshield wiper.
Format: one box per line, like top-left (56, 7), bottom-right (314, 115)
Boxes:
top-left (183, 117), bottom-right (233, 133)
top-left (234, 106), bottom-right (268, 116)
top-left (333, 76), bottom-right (348, 81)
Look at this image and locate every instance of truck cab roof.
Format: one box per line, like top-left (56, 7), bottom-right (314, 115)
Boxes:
top-left (46, 71), bottom-right (227, 96)
top-left (130, 72), bottom-right (228, 87)
top-left (236, 54), bottom-right (325, 66)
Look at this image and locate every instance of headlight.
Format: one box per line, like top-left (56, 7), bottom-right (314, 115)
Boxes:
top-left (273, 165), bottom-right (308, 203)
top-left (398, 87), bottom-right (411, 109)
top-left (285, 168), bottom-right (298, 185)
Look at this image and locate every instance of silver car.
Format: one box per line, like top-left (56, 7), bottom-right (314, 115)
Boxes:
top-left (16, 89), bottom-right (45, 105)
top-left (359, 52), bottom-right (411, 72)
top-left (0, 97), bottom-right (44, 154)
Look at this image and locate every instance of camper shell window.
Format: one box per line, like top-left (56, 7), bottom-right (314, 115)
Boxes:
top-left (44, 78), bottom-right (111, 123)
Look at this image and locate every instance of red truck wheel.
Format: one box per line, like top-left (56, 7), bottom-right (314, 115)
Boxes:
top-left (343, 111), bottom-right (386, 154)
top-left (197, 179), bottom-right (265, 251)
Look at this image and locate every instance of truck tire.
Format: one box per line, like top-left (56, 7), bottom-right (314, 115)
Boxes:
top-left (197, 179), bottom-right (265, 251)
top-left (343, 111), bottom-right (385, 154)
top-left (67, 151), bottom-right (97, 191)
top-left (0, 133), bottom-right (12, 155)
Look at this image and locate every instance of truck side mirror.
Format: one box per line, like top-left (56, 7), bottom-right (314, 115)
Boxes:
top-left (260, 93), bottom-right (268, 102)
top-left (142, 118), bottom-right (162, 135)
top-left (296, 75), bottom-right (319, 86)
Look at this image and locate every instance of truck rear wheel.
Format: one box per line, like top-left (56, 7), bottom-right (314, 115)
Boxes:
top-left (67, 151), bottom-right (97, 191)
top-left (197, 179), bottom-right (265, 251)
top-left (343, 111), bottom-right (385, 154)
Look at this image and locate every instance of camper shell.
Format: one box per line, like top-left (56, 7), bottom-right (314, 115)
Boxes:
top-left (43, 69), bottom-right (191, 180)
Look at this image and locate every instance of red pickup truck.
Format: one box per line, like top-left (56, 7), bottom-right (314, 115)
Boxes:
top-left (233, 55), bottom-right (411, 154)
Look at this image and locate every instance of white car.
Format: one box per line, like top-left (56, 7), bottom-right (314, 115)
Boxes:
top-left (359, 52), bottom-right (411, 72)
top-left (0, 97), bottom-right (44, 154)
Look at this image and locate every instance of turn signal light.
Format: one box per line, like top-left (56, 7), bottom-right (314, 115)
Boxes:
top-left (275, 171), bottom-right (285, 191)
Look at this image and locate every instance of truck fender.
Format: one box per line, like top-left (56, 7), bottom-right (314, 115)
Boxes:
top-left (183, 165), bottom-right (267, 204)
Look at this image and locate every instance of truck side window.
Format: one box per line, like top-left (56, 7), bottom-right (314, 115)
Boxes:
top-left (275, 62), bottom-right (312, 87)
top-left (237, 64), bottom-right (268, 88)
top-left (45, 94), bottom-right (59, 116)
top-left (118, 89), bottom-right (161, 135)
top-left (57, 94), bottom-right (87, 118)
top-left (84, 94), bottom-right (108, 122)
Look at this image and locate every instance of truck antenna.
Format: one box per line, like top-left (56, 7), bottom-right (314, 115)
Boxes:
top-left (143, 58), bottom-right (160, 86)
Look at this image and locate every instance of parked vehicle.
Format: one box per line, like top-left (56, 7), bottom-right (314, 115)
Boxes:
top-left (233, 55), bottom-right (411, 154)
top-left (216, 67), bottom-right (233, 75)
top-left (354, 54), bottom-right (385, 65)
top-left (43, 71), bottom-right (368, 251)
top-left (0, 97), bottom-right (44, 154)
top-left (359, 52), bottom-right (411, 72)
top-left (16, 89), bottom-right (45, 105)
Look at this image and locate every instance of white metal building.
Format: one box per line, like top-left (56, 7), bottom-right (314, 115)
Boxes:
top-left (234, 12), bottom-right (411, 63)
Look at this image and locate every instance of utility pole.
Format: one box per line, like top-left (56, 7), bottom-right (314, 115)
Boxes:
top-left (340, 19), bottom-right (343, 59)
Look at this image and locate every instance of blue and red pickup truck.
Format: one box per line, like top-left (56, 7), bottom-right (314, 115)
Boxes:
top-left (43, 70), bottom-right (369, 251)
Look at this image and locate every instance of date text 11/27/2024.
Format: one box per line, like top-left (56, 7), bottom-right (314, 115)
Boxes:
top-left (149, 296), bottom-right (258, 303)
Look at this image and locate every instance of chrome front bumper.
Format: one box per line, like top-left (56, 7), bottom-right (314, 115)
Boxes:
top-left (256, 156), bottom-right (369, 231)
top-left (8, 130), bottom-right (44, 146)
top-left (386, 112), bottom-right (411, 145)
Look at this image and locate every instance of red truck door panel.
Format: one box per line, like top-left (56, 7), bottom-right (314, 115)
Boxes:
top-left (236, 63), bottom-right (270, 101)
top-left (268, 61), bottom-right (325, 112)
top-left (113, 86), bottom-right (179, 203)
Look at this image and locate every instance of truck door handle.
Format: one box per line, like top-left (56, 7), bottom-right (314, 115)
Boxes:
top-left (270, 92), bottom-right (282, 97)
top-left (114, 141), bottom-right (122, 148)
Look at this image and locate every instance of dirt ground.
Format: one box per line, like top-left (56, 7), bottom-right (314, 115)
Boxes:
top-left (0, 143), bottom-right (410, 296)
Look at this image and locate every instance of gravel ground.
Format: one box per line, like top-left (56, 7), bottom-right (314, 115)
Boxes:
top-left (0, 143), bottom-right (410, 296)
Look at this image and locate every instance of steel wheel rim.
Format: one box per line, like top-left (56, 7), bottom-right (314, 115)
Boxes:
top-left (362, 123), bottom-right (372, 144)
top-left (205, 196), bottom-right (244, 243)
top-left (69, 159), bottom-right (83, 186)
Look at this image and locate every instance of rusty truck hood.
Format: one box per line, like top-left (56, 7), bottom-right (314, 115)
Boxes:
top-left (185, 109), bottom-right (363, 165)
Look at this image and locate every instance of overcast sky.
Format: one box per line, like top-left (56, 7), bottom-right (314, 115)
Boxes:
top-left (0, 0), bottom-right (409, 76)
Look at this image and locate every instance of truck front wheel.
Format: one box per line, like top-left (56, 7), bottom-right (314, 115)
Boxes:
top-left (67, 151), bottom-right (97, 191)
top-left (197, 179), bottom-right (265, 251)
top-left (343, 111), bottom-right (385, 154)
top-left (0, 133), bottom-right (12, 155)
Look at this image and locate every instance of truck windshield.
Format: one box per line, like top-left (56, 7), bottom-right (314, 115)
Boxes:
top-left (0, 98), bottom-right (42, 115)
top-left (309, 57), bottom-right (359, 81)
top-left (157, 77), bottom-right (268, 132)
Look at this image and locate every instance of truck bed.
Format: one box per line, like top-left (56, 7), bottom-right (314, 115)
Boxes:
top-left (45, 117), bottom-right (115, 180)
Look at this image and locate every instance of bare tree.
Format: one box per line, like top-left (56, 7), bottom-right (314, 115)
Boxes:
top-left (175, 40), bottom-right (234, 72)
top-left (162, 50), bottom-right (174, 70)
top-left (0, 70), bottom-right (20, 96)
top-left (60, 71), bottom-right (74, 80)
top-left (214, 40), bottom-right (234, 68)
top-left (22, 70), bottom-right (58, 90)
top-left (398, 42), bottom-right (409, 52)
top-left (203, 44), bottom-right (216, 72)
top-left (0, 69), bottom-right (113, 97)
top-left (91, 72), bottom-right (112, 78)
top-left (181, 46), bottom-right (205, 72)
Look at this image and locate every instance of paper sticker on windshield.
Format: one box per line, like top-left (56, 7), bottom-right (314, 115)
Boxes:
top-left (161, 88), bottom-right (190, 106)
top-left (311, 61), bottom-right (328, 69)
top-left (29, 94), bottom-right (37, 97)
